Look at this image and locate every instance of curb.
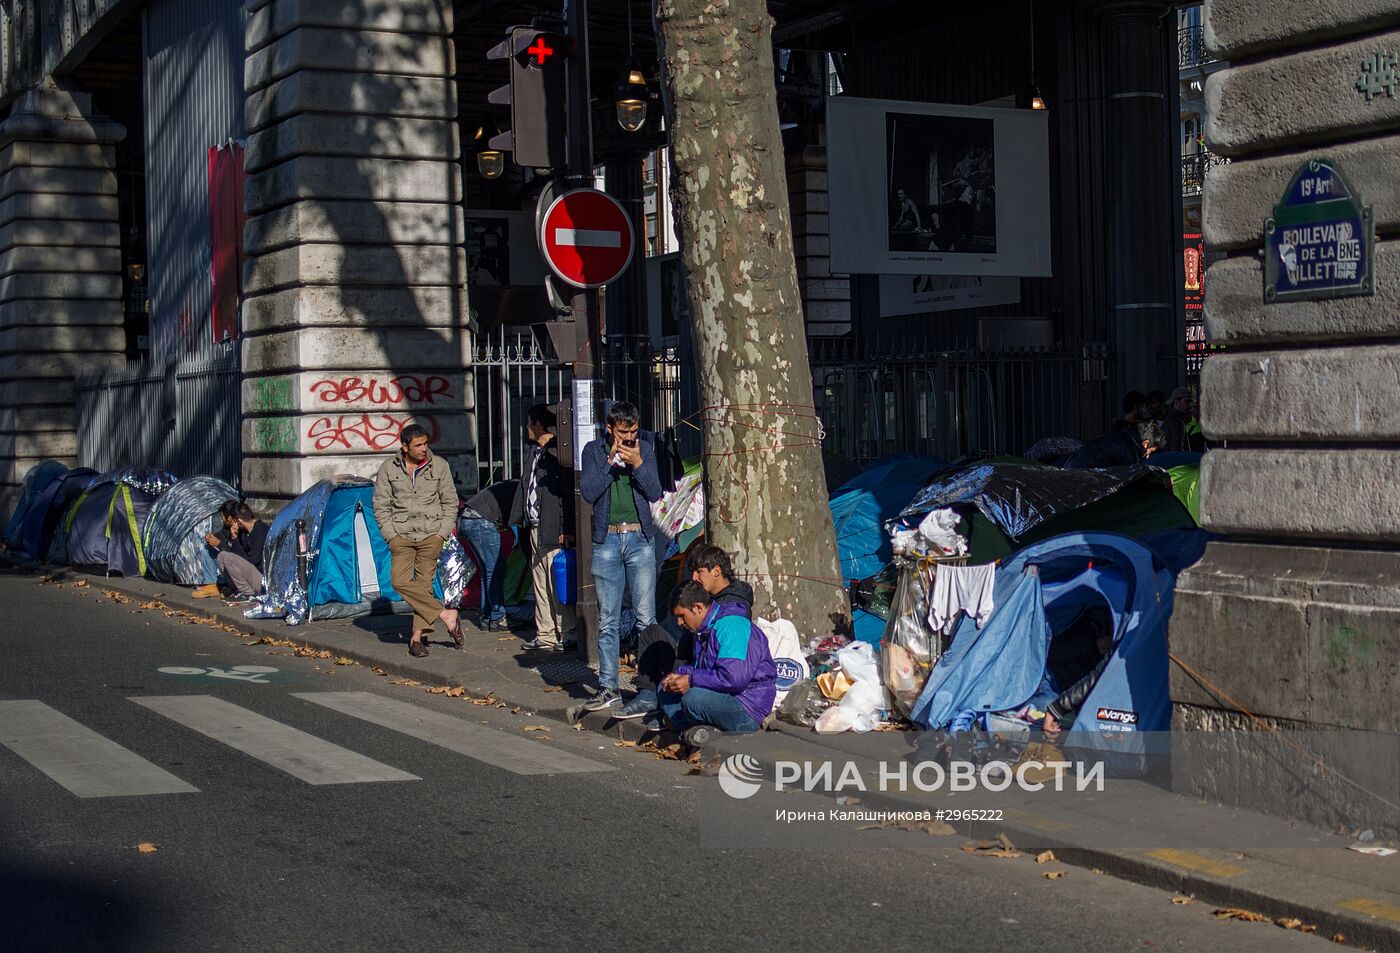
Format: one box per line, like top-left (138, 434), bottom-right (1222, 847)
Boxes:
top-left (6, 555), bottom-right (1398, 950)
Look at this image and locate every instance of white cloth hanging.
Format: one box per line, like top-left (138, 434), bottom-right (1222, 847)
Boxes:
top-left (928, 562), bottom-right (997, 632)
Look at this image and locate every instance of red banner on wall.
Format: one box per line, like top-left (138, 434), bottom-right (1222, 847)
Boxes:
top-left (208, 142), bottom-right (245, 345)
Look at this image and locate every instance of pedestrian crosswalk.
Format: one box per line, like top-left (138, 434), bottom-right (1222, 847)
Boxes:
top-left (0, 692), bottom-right (613, 798)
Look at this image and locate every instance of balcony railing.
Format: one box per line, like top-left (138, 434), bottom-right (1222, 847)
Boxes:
top-left (1181, 151), bottom-right (1229, 197)
top-left (1178, 25), bottom-right (1212, 71)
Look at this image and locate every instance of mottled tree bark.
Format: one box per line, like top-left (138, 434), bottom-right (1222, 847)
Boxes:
top-left (653, 0), bottom-right (848, 636)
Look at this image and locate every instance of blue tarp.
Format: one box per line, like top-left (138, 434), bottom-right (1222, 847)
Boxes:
top-left (9, 466), bottom-right (95, 560)
top-left (829, 454), bottom-right (946, 582)
top-left (909, 533), bottom-right (1174, 764)
top-left (144, 476), bottom-right (239, 585)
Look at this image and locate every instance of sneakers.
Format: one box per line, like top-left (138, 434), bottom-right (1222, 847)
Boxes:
top-left (554, 639), bottom-right (579, 654)
top-left (682, 725), bottom-right (718, 748)
top-left (612, 693), bottom-right (656, 720)
top-left (640, 711), bottom-right (666, 732)
top-left (483, 617), bottom-right (507, 632)
top-left (581, 688), bottom-right (621, 712)
top-left (191, 584), bottom-right (221, 599)
top-left (520, 637), bottom-right (556, 651)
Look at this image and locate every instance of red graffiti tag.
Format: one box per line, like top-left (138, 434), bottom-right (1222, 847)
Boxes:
top-left (309, 375), bottom-right (452, 407)
top-left (306, 414), bottom-right (441, 452)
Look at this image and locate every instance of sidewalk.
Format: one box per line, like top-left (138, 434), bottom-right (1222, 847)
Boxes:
top-left (10, 558), bottom-right (1400, 951)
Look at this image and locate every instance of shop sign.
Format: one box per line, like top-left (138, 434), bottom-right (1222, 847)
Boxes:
top-left (1264, 158), bottom-right (1373, 304)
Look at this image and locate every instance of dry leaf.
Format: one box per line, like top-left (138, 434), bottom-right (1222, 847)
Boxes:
top-left (101, 589), bottom-right (132, 603)
top-left (372, 666), bottom-right (389, 676)
top-left (1171, 896), bottom-right (1193, 905)
top-left (135, 842), bottom-right (159, 854)
top-left (293, 645), bottom-right (333, 659)
top-left (139, 599), bottom-right (167, 610)
top-left (570, 722), bottom-right (585, 731)
top-left (542, 686), bottom-right (564, 693)
top-left (72, 579), bottom-right (89, 588)
top-left (614, 740), bottom-right (638, 748)
top-left (1043, 871), bottom-right (1067, 880)
top-left (256, 636), bottom-right (298, 647)
top-left (1092, 868), bottom-right (1105, 875)
top-left (1213, 909), bottom-right (1269, 923)
top-left (509, 707), bottom-right (523, 715)
top-left (980, 849), bottom-right (1022, 859)
top-left (1274, 919), bottom-right (1316, 934)
top-left (389, 678), bottom-right (422, 687)
top-left (496, 636), bottom-right (514, 642)
top-left (37, 574), bottom-right (56, 584)
top-left (996, 832), bottom-right (1015, 851)
top-left (426, 685), bottom-right (466, 697)
top-left (1036, 851), bottom-right (1056, 864)
top-left (333, 657), bottom-right (358, 666)
top-left (523, 725), bottom-right (550, 732)
top-left (1332, 933), bottom-right (1345, 944)
top-left (470, 692), bottom-right (497, 707)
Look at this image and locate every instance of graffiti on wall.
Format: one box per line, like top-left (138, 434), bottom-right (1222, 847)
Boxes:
top-left (306, 414), bottom-right (441, 452)
top-left (309, 375), bottom-right (454, 407)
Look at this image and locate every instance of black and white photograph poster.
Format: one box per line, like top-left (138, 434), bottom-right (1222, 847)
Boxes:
top-left (828, 97), bottom-right (1051, 277)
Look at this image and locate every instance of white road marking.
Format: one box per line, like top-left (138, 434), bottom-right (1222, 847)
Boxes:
top-left (130, 695), bottom-right (418, 785)
top-left (0, 700), bottom-right (198, 798)
top-left (554, 227), bottom-right (621, 248)
top-left (294, 691), bottom-right (614, 776)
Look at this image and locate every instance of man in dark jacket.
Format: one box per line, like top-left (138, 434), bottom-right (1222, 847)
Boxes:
top-left (1162, 386), bottom-right (1205, 453)
top-left (509, 405), bottom-right (576, 652)
top-left (615, 543), bottom-right (754, 722)
top-left (459, 478), bottom-right (518, 631)
top-left (578, 401), bottom-right (663, 712)
top-left (660, 582), bottom-right (776, 746)
top-left (199, 501), bottom-right (269, 599)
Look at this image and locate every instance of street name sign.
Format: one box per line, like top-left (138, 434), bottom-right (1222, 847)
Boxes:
top-left (1264, 158), bottom-right (1374, 304)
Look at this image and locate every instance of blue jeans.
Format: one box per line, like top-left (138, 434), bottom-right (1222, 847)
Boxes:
top-left (458, 517), bottom-right (505, 622)
top-left (592, 529), bottom-right (656, 690)
top-left (659, 687), bottom-right (760, 733)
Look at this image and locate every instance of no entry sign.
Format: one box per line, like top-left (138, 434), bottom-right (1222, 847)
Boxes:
top-left (539, 188), bottom-right (635, 288)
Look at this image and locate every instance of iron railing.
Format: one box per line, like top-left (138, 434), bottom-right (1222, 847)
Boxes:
top-left (73, 346), bottom-right (242, 488)
top-left (1178, 24), bottom-right (1210, 71)
top-left (808, 339), bottom-right (1112, 464)
top-left (1181, 150), bottom-right (1229, 197)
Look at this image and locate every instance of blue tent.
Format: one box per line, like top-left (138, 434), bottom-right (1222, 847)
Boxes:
top-left (3, 460), bottom-right (68, 545)
top-left (246, 477), bottom-right (472, 626)
top-left (144, 476), bottom-right (239, 585)
top-left (8, 466), bottom-right (96, 559)
top-left (829, 454), bottom-right (946, 582)
top-left (63, 473), bottom-right (173, 576)
top-left (909, 533), bottom-right (1173, 766)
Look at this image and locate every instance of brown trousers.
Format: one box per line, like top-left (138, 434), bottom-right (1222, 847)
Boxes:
top-left (387, 534), bottom-right (444, 634)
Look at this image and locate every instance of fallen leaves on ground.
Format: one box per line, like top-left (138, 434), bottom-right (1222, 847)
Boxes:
top-left (1043, 871), bottom-right (1068, 880)
top-left (961, 834), bottom-right (1021, 859)
top-left (541, 686), bottom-right (564, 693)
top-left (372, 666), bottom-right (389, 676)
top-left (569, 722), bottom-right (585, 731)
top-left (509, 706), bottom-right (522, 715)
top-left (139, 599), bottom-right (167, 610)
top-left (256, 636), bottom-right (298, 647)
top-left (37, 574), bottom-right (58, 585)
top-left (293, 645), bottom-right (333, 659)
top-left (637, 739), bottom-right (686, 761)
top-left (470, 692), bottom-right (497, 707)
top-left (496, 636), bottom-right (514, 642)
top-left (1213, 909), bottom-right (1269, 923)
top-left (1036, 851), bottom-right (1056, 864)
top-left (426, 685), bottom-right (465, 697)
top-left (101, 589), bottom-right (132, 603)
top-left (859, 817), bottom-right (957, 837)
top-left (72, 579), bottom-right (89, 588)
top-left (135, 842), bottom-right (159, 854)
top-left (389, 678), bottom-right (422, 687)
top-left (614, 740), bottom-right (637, 748)
top-left (1171, 896), bottom-right (1193, 905)
top-left (333, 656), bottom-right (358, 666)
top-left (1275, 918), bottom-right (1316, 934)
top-left (523, 725), bottom-right (549, 732)
top-left (1332, 933), bottom-right (1346, 944)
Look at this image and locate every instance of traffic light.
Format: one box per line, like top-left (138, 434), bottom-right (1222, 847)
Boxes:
top-left (487, 26), bottom-right (571, 171)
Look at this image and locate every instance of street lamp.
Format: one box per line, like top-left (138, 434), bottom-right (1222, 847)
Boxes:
top-left (473, 126), bottom-right (505, 179)
top-left (614, 65), bottom-right (649, 132)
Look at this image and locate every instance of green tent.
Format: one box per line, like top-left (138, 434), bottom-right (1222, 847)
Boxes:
top-left (1167, 464), bottom-right (1201, 524)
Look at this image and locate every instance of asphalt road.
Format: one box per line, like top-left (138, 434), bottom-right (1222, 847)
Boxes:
top-left (0, 568), bottom-right (1340, 953)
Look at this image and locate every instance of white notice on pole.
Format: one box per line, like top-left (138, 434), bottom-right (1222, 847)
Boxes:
top-left (572, 379), bottom-right (596, 470)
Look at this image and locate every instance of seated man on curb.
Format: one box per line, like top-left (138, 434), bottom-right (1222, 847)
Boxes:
top-left (657, 581), bottom-right (776, 747)
top-left (196, 501), bottom-right (268, 600)
top-left (615, 543), bottom-right (755, 721)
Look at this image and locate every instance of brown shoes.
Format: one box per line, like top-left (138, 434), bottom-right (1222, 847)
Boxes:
top-left (408, 632), bottom-right (429, 658)
top-left (191, 584), bottom-right (221, 599)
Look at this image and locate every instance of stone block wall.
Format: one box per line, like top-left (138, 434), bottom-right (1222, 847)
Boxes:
top-left (240, 0), bottom-right (472, 503)
top-left (1170, 0), bottom-right (1400, 831)
top-left (0, 88), bottom-right (125, 519)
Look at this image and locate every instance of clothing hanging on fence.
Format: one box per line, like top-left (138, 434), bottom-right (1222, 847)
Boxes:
top-left (656, 426), bottom-right (685, 494)
top-left (928, 562), bottom-right (997, 633)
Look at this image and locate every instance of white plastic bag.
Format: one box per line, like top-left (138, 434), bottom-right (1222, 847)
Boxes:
top-left (831, 642), bottom-right (884, 733)
top-left (917, 507), bottom-right (967, 556)
top-left (835, 641), bottom-right (879, 687)
top-left (756, 617), bottom-right (810, 710)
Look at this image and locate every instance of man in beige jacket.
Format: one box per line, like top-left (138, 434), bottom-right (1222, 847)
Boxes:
top-left (373, 424), bottom-right (461, 657)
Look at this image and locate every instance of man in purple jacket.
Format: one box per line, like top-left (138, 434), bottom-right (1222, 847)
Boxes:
top-left (659, 581), bottom-right (776, 746)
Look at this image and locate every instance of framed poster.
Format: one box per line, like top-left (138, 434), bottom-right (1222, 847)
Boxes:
top-left (828, 97), bottom-right (1052, 277)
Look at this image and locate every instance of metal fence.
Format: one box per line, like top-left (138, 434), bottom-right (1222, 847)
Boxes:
top-left (471, 328), bottom-right (691, 488)
top-left (1181, 151), bottom-right (1229, 198)
top-left (74, 346), bottom-right (242, 487)
top-left (1178, 24), bottom-right (1210, 71)
top-left (808, 340), bottom-right (1112, 464)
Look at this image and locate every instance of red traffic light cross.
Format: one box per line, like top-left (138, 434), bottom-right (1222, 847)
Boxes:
top-left (526, 35), bottom-right (554, 66)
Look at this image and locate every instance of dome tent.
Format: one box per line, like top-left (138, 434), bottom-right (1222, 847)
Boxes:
top-left (60, 468), bottom-right (177, 576)
top-left (7, 465), bottom-right (97, 560)
top-left (245, 476), bottom-right (474, 626)
top-left (3, 460), bottom-right (68, 546)
top-left (143, 476), bottom-right (240, 585)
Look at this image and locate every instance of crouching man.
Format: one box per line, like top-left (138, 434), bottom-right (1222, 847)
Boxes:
top-left (659, 581), bottom-right (775, 747)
